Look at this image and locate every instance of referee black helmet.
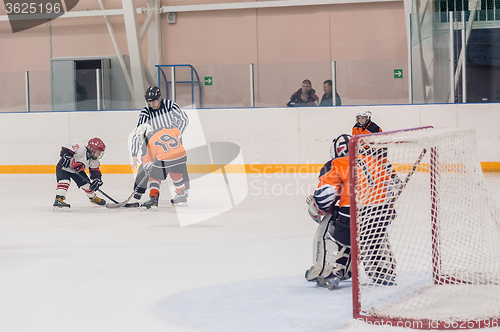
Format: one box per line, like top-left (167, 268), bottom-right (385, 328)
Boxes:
top-left (145, 86), bottom-right (161, 102)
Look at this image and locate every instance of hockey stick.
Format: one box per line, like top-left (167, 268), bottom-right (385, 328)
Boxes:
top-left (106, 130), bottom-right (157, 209)
top-left (75, 171), bottom-right (119, 204)
top-left (105, 170), bottom-right (151, 209)
top-left (390, 148), bottom-right (427, 204)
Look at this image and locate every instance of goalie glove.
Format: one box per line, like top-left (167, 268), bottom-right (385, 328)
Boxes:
top-left (306, 194), bottom-right (326, 223)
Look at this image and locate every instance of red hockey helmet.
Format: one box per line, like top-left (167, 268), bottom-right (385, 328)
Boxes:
top-left (87, 138), bottom-right (106, 160)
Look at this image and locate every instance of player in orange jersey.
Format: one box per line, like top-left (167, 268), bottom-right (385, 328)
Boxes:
top-left (355, 147), bottom-right (399, 285)
top-left (134, 123), bottom-right (188, 211)
top-left (305, 134), bottom-right (353, 290)
top-left (306, 134), bottom-right (398, 289)
top-left (352, 110), bottom-right (382, 136)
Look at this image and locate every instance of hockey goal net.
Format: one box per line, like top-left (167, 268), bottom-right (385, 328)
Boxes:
top-left (349, 127), bottom-right (500, 329)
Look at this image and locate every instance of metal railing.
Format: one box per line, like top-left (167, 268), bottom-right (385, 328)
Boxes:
top-left (156, 64), bottom-right (202, 109)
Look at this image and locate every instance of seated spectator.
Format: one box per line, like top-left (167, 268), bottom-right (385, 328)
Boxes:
top-left (319, 79), bottom-right (342, 106)
top-left (287, 79), bottom-right (319, 107)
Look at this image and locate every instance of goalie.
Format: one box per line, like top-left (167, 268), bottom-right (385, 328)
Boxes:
top-left (356, 146), bottom-right (399, 286)
top-left (305, 134), bottom-right (398, 289)
top-left (305, 134), bottom-right (353, 290)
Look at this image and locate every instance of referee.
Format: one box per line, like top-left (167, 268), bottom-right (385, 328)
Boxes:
top-left (128, 86), bottom-right (190, 207)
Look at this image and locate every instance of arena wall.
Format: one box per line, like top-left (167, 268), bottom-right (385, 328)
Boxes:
top-left (0, 103), bottom-right (499, 173)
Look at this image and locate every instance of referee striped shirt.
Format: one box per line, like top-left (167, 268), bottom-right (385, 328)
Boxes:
top-left (131, 99), bottom-right (189, 157)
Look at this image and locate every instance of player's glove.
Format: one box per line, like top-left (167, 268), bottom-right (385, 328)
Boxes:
top-left (143, 161), bottom-right (154, 172)
top-left (89, 179), bottom-right (103, 192)
top-left (61, 154), bottom-right (73, 168)
top-left (72, 160), bottom-right (85, 172)
top-left (60, 148), bottom-right (74, 168)
top-left (306, 195), bottom-right (326, 223)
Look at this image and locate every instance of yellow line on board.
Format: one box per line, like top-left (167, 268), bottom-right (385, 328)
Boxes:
top-left (0, 163), bottom-right (499, 174)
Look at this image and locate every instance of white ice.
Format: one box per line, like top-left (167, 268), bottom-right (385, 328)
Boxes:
top-left (1, 173), bottom-right (500, 332)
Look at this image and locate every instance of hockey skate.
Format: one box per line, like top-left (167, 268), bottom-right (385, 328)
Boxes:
top-left (140, 195), bottom-right (159, 211)
top-left (171, 190), bottom-right (188, 206)
top-left (370, 272), bottom-right (396, 286)
top-left (316, 275), bottom-right (341, 290)
top-left (89, 196), bottom-right (106, 206)
top-left (53, 195), bottom-right (71, 212)
top-left (365, 260), bottom-right (397, 286)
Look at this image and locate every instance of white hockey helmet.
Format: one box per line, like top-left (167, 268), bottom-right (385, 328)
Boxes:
top-left (135, 123), bottom-right (154, 141)
top-left (330, 134), bottom-right (351, 159)
top-left (356, 110), bottom-right (372, 123)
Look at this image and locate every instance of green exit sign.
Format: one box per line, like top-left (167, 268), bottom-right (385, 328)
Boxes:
top-left (204, 76), bottom-right (213, 85)
top-left (394, 69), bottom-right (403, 79)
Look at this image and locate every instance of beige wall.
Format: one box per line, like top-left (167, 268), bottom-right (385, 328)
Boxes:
top-left (0, 22), bottom-right (51, 72)
top-left (0, 0), bottom-right (408, 109)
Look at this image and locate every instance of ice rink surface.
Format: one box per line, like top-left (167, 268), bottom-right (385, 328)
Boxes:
top-left (1, 173), bottom-right (500, 332)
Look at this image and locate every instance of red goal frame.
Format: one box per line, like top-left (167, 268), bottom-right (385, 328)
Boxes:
top-left (348, 126), bottom-right (497, 330)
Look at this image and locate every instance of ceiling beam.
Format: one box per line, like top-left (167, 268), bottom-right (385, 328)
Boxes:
top-left (159, 0), bottom-right (398, 13)
top-left (122, 0), bottom-right (147, 108)
top-left (0, 0), bottom-right (398, 22)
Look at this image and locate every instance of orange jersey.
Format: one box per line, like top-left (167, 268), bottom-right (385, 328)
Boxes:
top-left (352, 121), bottom-right (382, 136)
top-left (356, 153), bottom-right (393, 205)
top-left (142, 128), bottom-right (186, 166)
top-left (314, 156), bottom-right (351, 209)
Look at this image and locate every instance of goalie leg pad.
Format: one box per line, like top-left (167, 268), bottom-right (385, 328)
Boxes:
top-left (320, 232), bottom-right (352, 281)
top-left (359, 219), bottom-right (397, 285)
top-left (305, 213), bottom-right (332, 281)
top-left (356, 204), bottom-right (396, 284)
top-left (306, 207), bottom-right (353, 282)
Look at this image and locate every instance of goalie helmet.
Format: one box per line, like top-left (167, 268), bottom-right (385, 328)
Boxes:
top-left (330, 134), bottom-right (351, 159)
top-left (135, 123), bottom-right (154, 141)
top-left (356, 110), bottom-right (372, 124)
top-left (145, 86), bottom-right (161, 102)
top-left (87, 138), bottom-right (106, 160)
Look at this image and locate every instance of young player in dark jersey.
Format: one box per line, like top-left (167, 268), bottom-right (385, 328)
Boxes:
top-left (352, 110), bottom-right (382, 136)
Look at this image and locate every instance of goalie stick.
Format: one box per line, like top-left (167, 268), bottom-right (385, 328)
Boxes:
top-left (390, 148), bottom-right (427, 205)
top-left (105, 169), bottom-right (151, 208)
